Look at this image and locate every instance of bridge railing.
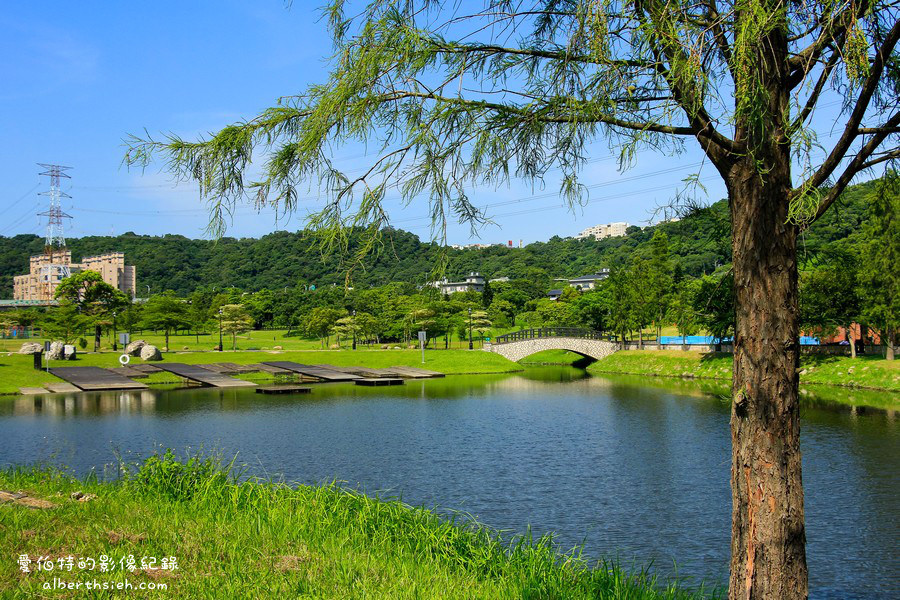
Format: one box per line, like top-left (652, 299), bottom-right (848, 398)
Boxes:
top-left (493, 328), bottom-right (605, 345)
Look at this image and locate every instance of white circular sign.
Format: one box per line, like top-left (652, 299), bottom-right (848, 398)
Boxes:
top-left (119, 354), bottom-right (130, 366)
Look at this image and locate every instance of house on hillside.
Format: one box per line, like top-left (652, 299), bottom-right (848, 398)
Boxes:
top-left (428, 272), bottom-right (486, 294)
top-left (567, 270), bottom-right (610, 290)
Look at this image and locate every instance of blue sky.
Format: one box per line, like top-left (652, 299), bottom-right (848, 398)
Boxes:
top-left (0, 2), bottom-right (860, 245)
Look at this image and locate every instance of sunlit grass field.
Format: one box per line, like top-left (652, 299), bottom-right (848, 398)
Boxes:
top-left (0, 348), bottom-right (522, 396)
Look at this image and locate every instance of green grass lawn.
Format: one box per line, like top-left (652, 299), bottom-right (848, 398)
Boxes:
top-left (0, 349), bottom-right (522, 395)
top-left (588, 351), bottom-right (899, 407)
top-left (0, 327), bottom-right (524, 354)
top-left (0, 453), bottom-right (712, 599)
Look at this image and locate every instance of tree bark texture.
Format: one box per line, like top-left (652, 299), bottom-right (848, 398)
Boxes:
top-left (728, 164), bottom-right (807, 600)
top-left (726, 9), bottom-right (808, 598)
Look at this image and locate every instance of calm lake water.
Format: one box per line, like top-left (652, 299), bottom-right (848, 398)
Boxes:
top-left (0, 367), bottom-right (896, 599)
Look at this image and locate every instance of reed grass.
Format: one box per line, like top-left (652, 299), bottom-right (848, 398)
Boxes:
top-left (0, 452), bottom-right (716, 598)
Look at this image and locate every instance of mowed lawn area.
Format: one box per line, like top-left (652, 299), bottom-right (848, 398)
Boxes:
top-left (588, 350), bottom-right (899, 406)
top-left (0, 348), bottom-right (522, 395)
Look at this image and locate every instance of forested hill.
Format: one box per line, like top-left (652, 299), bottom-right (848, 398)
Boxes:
top-left (0, 178), bottom-right (879, 297)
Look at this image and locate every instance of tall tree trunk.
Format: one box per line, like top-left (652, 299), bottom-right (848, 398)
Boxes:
top-left (728, 161), bottom-right (807, 599)
top-left (886, 325), bottom-right (895, 361)
top-left (94, 325), bottom-right (101, 353)
top-left (847, 323), bottom-right (857, 359)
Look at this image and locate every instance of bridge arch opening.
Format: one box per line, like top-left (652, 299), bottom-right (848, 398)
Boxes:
top-left (516, 348), bottom-right (598, 367)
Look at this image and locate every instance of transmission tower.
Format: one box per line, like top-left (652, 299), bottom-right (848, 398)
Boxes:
top-left (37, 163), bottom-right (73, 248)
top-left (36, 163), bottom-right (74, 298)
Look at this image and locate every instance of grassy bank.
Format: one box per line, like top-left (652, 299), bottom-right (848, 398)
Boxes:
top-left (0, 328), bottom-right (519, 354)
top-left (0, 453), bottom-right (711, 599)
top-left (0, 349), bottom-right (522, 396)
top-left (588, 351), bottom-right (900, 406)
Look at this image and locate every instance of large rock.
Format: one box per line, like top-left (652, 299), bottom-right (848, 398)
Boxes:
top-left (47, 341), bottom-right (65, 360)
top-left (140, 344), bottom-right (162, 361)
top-left (125, 340), bottom-right (147, 356)
top-left (18, 342), bottom-right (42, 354)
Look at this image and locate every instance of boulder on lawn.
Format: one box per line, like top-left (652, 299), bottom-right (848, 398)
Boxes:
top-left (63, 345), bottom-right (77, 360)
top-left (140, 345), bottom-right (162, 361)
top-left (125, 340), bottom-right (146, 356)
top-left (18, 342), bottom-right (42, 355)
top-left (47, 341), bottom-right (65, 360)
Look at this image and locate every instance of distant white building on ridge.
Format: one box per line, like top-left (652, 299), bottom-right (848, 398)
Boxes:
top-left (575, 222), bottom-right (630, 240)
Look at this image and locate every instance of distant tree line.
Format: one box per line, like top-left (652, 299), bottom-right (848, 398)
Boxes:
top-left (0, 178), bottom-right (882, 299)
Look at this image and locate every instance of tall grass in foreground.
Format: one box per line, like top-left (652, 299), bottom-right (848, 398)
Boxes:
top-left (0, 452), bottom-right (718, 598)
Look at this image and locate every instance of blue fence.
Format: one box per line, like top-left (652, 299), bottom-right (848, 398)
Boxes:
top-left (659, 335), bottom-right (820, 346)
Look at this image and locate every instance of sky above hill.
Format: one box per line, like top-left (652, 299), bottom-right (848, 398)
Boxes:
top-left (0, 1), bottom-right (864, 246)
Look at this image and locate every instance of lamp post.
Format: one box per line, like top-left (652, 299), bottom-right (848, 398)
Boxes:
top-left (352, 310), bottom-right (357, 350)
top-left (218, 308), bottom-right (223, 352)
top-left (468, 307), bottom-right (473, 350)
top-left (145, 285), bottom-right (150, 298)
top-left (112, 311), bottom-right (118, 351)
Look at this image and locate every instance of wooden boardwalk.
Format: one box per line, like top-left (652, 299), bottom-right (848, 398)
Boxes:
top-left (109, 366), bottom-right (149, 379)
top-left (388, 366), bottom-right (445, 378)
top-left (256, 385), bottom-right (311, 395)
top-left (315, 364), bottom-right (394, 378)
top-left (261, 362), bottom-right (361, 382)
top-left (321, 364), bottom-right (444, 379)
top-left (154, 363), bottom-right (257, 388)
top-left (355, 378), bottom-right (404, 386)
top-left (49, 367), bottom-right (149, 391)
top-left (44, 382), bottom-right (81, 393)
top-left (129, 364), bottom-right (162, 374)
top-left (250, 363), bottom-right (293, 375)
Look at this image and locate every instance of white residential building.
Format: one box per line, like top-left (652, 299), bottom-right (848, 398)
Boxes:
top-left (575, 222), bottom-right (630, 240)
top-left (428, 272), bottom-right (486, 294)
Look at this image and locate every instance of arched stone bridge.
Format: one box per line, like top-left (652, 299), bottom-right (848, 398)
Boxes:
top-left (485, 328), bottom-right (618, 362)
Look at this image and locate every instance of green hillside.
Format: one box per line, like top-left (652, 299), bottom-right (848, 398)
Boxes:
top-left (0, 178), bottom-right (879, 297)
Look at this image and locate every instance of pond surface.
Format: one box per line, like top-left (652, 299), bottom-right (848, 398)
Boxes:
top-left (0, 368), bottom-right (896, 599)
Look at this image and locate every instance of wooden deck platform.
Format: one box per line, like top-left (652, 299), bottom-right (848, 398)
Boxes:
top-left (19, 387), bottom-right (49, 395)
top-left (388, 366), bottom-right (445, 378)
top-left (355, 378), bottom-right (405, 386)
top-left (129, 364), bottom-right (163, 373)
top-left (48, 367), bottom-right (149, 391)
top-left (154, 363), bottom-right (257, 388)
top-left (249, 363), bottom-right (293, 375)
top-left (255, 385), bottom-right (311, 395)
top-left (44, 382), bottom-right (81, 393)
top-left (261, 362), bottom-right (361, 382)
top-left (318, 365), bottom-right (397, 378)
top-left (108, 367), bottom-right (149, 379)
top-left (217, 362), bottom-right (259, 373)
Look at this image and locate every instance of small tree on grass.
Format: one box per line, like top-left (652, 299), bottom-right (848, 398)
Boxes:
top-left (55, 270), bottom-right (129, 352)
top-left (141, 291), bottom-right (191, 352)
top-left (305, 307), bottom-right (346, 348)
top-left (603, 268), bottom-right (635, 350)
top-left (39, 301), bottom-right (92, 345)
top-left (693, 273), bottom-right (736, 351)
top-left (219, 304), bottom-right (254, 351)
top-left (857, 178), bottom-right (900, 359)
top-left (800, 246), bottom-right (861, 357)
top-left (669, 285), bottom-right (700, 346)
